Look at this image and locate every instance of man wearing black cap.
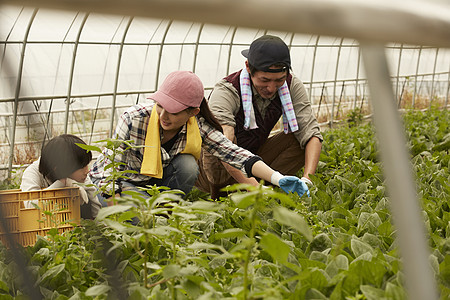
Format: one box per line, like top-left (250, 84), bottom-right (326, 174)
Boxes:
top-left (196, 35), bottom-right (323, 199)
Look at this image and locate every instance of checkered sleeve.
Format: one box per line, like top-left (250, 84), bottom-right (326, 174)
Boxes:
top-left (198, 117), bottom-right (255, 175)
top-left (89, 109), bottom-right (133, 192)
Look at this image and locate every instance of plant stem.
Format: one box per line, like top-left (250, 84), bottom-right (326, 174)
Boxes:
top-left (144, 234), bottom-right (148, 288)
top-left (111, 146), bottom-right (117, 206)
top-left (242, 191), bottom-right (260, 300)
top-left (173, 217), bottom-right (180, 263)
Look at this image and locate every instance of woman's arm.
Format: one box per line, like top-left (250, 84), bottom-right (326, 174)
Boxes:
top-left (220, 124), bottom-right (259, 186)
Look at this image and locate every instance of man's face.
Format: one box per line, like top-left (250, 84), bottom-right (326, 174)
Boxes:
top-left (248, 66), bottom-right (287, 100)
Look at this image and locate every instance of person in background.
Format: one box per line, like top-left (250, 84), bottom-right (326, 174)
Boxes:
top-left (90, 70), bottom-right (310, 203)
top-left (20, 134), bottom-right (102, 219)
top-left (195, 35), bottom-right (323, 199)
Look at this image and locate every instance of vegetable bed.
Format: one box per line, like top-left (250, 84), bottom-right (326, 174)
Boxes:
top-left (1, 108), bottom-right (449, 300)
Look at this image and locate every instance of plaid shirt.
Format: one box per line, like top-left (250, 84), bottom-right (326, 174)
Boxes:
top-left (90, 103), bottom-right (255, 192)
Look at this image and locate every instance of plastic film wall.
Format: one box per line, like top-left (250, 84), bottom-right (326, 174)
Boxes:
top-left (0, 5), bottom-right (449, 177)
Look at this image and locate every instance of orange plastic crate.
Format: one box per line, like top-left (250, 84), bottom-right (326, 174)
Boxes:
top-left (0, 187), bottom-right (81, 247)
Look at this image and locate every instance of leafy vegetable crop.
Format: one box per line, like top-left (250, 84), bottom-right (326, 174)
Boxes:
top-left (0, 108), bottom-right (448, 299)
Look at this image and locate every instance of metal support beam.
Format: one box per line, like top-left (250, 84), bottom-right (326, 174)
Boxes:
top-left (64, 12), bottom-right (89, 134)
top-left (1, 0), bottom-right (450, 48)
top-left (110, 17), bottom-right (133, 137)
top-left (360, 42), bottom-right (438, 300)
top-left (7, 8), bottom-right (37, 180)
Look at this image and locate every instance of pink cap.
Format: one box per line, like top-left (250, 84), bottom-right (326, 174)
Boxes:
top-left (148, 71), bottom-right (204, 113)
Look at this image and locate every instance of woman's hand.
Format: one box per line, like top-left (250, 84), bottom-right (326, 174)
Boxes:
top-left (271, 171), bottom-right (310, 197)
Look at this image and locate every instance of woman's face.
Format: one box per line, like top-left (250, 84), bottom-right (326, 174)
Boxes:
top-left (155, 103), bottom-right (198, 134)
top-left (69, 165), bottom-right (89, 183)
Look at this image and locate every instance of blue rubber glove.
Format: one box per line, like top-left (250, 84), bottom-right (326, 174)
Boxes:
top-left (271, 172), bottom-right (310, 197)
top-left (279, 176), bottom-right (310, 197)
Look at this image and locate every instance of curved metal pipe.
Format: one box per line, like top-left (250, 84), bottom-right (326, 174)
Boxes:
top-left (109, 16), bottom-right (133, 137)
top-left (413, 46), bottom-right (422, 107)
top-left (8, 8), bottom-right (38, 180)
top-left (309, 35), bottom-right (320, 105)
top-left (192, 23), bottom-right (204, 73)
top-left (429, 47), bottom-right (439, 107)
top-left (64, 12), bottom-right (89, 134)
top-left (155, 20), bottom-right (173, 90)
top-left (6, 0), bottom-right (450, 48)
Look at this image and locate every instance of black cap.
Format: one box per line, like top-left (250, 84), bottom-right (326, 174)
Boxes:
top-left (241, 35), bottom-right (291, 73)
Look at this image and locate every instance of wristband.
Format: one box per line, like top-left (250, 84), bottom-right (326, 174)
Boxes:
top-left (270, 171), bottom-right (284, 186)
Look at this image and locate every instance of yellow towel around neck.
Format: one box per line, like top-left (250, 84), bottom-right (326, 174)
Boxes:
top-left (140, 107), bottom-right (202, 179)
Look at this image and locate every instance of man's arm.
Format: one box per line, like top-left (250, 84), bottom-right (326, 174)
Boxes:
top-left (302, 136), bottom-right (322, 180)
top-left (221, 125), bottom-right (259, 186)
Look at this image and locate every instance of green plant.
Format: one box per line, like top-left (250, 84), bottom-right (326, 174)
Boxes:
top-left (0, 168), bottom-right (23, 190)
top-left (346, 107), bottom-right (364, 127)
top-left (76, 136), bottom-right (139, 205)
top-left (0, 108), bottom-right (448, 299)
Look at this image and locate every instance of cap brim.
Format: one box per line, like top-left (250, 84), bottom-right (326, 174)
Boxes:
top-left (148, 91), bottom-right (187, 114)
top-left (241, 49), bottom-right (249, 58)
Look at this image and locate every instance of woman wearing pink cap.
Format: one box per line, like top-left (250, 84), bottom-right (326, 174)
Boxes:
top-left (90, 71), bottom-right (309, 202)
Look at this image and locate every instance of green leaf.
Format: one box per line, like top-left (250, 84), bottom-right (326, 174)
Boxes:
top-left (305, 288), bottom-right (328, 300)
top-left (359, 212), bottom-right (382, 226)
top-left (351, 237), bottom-right (373, 258)
top-left (439, 255), bottom-right (450, 287)
top-left (360, 284), bottom-right (385, 300)
top-left (385, 282), bottom-right (406, 300)
top-left (309, 233), bottom-right (333, 252)
top-left (163, 264), bottom-right (181, 279)
top-left (325, 254), bottom-right (349, 277)
top-left (260, 232), bottom-right (290, 263)
top-left (85, 284), bottom-right (111, 296)
top-left (351, 259), bottom-right (387, 287)
top-left (310, 251), bottom-right (327, 264)
top-left (230, 191), bottom-right (258, 209)
top-left (211, 228), bottom-right (246, 240)
top-left (264, 189), bottom-right (297, 207)
top-left (118, 210), bottom-right (137, 222)
top-left (298, 258), bottom-right (327, 270)
top-left (0, 280), bottom-right (10, 294)
top-left (361, 233), bottom-right (382, 249)
top-left (432, 139), bottom-right (450, 152)
top-left (378, 221), bottom-right (394, 236)
top-left (182, 277), bottom-right (202, 299)
top-left (187, 242), bottom-right (226, 253)
top-left (40, 264), bottom-right (65, 283)
top-left (298, 268), bottom-right (330, 290)
top-left (96, 205), bottom-right (133, 219)
top-left (189, 200), bottom-right (223, 211)
top-left (75, 143), bottom-right (102, 153)
top-left (102, 219), bottom-right (132, 233)
top-left (273, 206), bottom-right (313, 241)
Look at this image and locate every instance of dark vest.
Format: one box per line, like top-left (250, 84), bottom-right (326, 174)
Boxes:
top-left (225, 70), bottom-right (292, 154)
